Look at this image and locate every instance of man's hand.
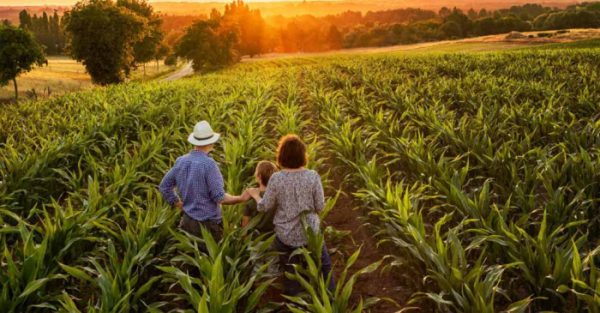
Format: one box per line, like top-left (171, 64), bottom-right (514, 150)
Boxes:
top-left (175, 200), bottom-right (184, 209)
top-left (240, 189), bottom-right (252, 202)
top-left (246, 188), bottom-right (261, 201)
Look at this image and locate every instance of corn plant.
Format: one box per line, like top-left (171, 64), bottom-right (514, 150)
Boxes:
top-left (158, 227), bottom-right (275, 313)
top-left (557, 244), bottom-right (600, 313)
top-left (285, 228), bottom-right (382, 313)
top-left (0, 220), bottom-right (65, 312)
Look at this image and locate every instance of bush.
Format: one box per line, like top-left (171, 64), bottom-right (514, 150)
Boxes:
top-left (164, 54), bottom-right (177, 66)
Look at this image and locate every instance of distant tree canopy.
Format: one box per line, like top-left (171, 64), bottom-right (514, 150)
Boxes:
top-left (0, 24), bottom-right (46, 101)
top-left (221, 0), bottom-right (266, 57)
top-left (173, 0), bottom-right (270, 71)
top-left (176, 19), bottom-right (238, 72)
top-left (534, 4), bottom-right (600, 30)
top-left (64, 0), bottom-right (164, 85)
top-left (117, 0), bottom-right (164, 68)
top-left (18, 10), bottom-right (65, 55)
top-left (259, 2), bottom-right (600, 52)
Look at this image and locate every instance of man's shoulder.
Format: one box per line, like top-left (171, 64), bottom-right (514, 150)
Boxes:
top-left (180, 153), bottom-right (217, 165)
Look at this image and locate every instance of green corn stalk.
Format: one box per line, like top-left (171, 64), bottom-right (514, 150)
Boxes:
top-left (285, 227), bottom-right (382, 313)
top-left (159, 226), bottom-right (275, 313)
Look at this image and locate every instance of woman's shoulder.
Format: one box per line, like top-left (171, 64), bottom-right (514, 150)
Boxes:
top-left (306, 169), bottom-right (321, 179)
top-left (268, 171), bottom-right (284, 184)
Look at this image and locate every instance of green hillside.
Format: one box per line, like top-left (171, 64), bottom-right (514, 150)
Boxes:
top-left (2, 44), bottom-right (600, 312)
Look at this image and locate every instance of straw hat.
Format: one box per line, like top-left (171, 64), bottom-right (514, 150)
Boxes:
top-left (187, 121), bottom-right (220, 146)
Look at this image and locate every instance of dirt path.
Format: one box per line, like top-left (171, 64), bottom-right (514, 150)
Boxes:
top-left (164, 62), bottom-right (194, 81)
top-left (323, 167), bottom-right (411, 313)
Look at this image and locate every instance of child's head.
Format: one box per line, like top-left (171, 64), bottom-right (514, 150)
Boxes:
top-left (255, 161), bottom-right (278, 187)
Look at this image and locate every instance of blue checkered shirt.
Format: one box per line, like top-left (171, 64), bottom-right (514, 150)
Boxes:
top-left (159, 150), bottom-right (225, 221)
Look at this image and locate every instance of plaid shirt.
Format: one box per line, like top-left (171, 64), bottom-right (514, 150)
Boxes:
top-left (159, 150), bottom-right (225, 221)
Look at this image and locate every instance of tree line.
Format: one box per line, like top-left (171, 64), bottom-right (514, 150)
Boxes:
top-left (164, 1), bottom-right (600, 61)
top-left (266, 2), bottom-right (600, 50)
top-left (18, 10), bottom-right (66, 55)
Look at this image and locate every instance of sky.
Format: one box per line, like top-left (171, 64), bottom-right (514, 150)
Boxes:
top-left (0, 0), bottom-right (310, 5)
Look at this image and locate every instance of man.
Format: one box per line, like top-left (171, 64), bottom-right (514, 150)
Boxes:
top-left (159, 120), bottom-right (249, 241)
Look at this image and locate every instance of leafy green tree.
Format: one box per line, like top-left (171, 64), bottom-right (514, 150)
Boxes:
top-left (164, 53), bottom-right (177, 66)
top-left (18, 10), bottom-right (32, 29)
top-left (467, 8), bottom-right (478, 20)
top-left (64, 0), bottom-right (146, 85)
top-left (175, 19), bottom-right (238, 72)
top-left (155, 44), bottom-right (169, 70)
top-left (440, 20), bottom-right (462, 38)
top-left (444, 8), bottom-right (471, 37)
top-left (20, 10), bottom-right (63, 54)
top-left (117, 0), bottom-right (164, 74)
top-left (0, 24), bottom-right (46, 102)
top-left (439, 7), bottom-right (452, 18)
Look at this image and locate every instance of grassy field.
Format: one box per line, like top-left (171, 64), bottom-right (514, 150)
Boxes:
top-left (0, 57), bottom-right (179, 102)
top-left (1, 42), bottom-right (600, 312)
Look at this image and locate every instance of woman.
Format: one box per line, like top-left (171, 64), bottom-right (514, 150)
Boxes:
top-left (247, 134), bottom-right (335, 296)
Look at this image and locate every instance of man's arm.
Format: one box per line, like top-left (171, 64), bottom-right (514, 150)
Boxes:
top-left (221, 191), bottom-right (251, 205)
top-left (206, 159), bottom-right (251, 205)
top-left (159, 162), bottom-right (181, 207)
top-left (206, 159), bottom-right (226, 204)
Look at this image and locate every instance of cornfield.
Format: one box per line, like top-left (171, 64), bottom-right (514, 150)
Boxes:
top-left (1, 45), bottom-right (600, 312)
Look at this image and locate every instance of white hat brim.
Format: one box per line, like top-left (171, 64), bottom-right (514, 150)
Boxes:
top-left (188, 132), bottom-right (220, 146)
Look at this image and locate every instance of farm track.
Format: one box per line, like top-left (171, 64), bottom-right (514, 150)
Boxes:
top-left (297, 78), bottom-right (412, 311)
top-left (324, 168), bottom-right (411, 312)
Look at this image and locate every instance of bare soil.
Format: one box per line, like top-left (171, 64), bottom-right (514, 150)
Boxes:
top-left (323, 167), bottom-right (413, 313)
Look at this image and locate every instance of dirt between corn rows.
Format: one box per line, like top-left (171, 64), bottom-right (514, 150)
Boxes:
top-left (323, 166), bottom-right (412, 313)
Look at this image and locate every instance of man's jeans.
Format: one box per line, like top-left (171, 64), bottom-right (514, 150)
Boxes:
top-left (274, 236), bottom-right (336, 296)
top-left (179, 213), bottom-right (223, 244)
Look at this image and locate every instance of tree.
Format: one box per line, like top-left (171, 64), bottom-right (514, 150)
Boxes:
top-left (117, 0), bottom-right (164, 74)
top-left (222, 0), bottom-right (266, 57)
top-left (0, 24), bottom-right (46, 102)
top-left (155, 44), bottom-right (169, 70)
top-left (326, 25), bottom-right (343, 50)
top-left (467, 8), bottom-right (478, 20)
top-left (440, 20), bottom-right (462, 38)
top-left (176, 19), bottom-right (238, 72)
top-left (164, 53), bottom-right (177, 66)
top-left (19, 10), bottom-right (32, 29)
top-left (444, 8), bottom-right (471, 37)
top-left (19, 10), bottom-right (66, 54)
top-left (64, 0), bottom-right (146, 85)
top-left (439, 7), bottom-right (452, 18)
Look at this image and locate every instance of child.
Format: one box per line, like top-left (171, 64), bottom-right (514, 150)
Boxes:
top-left (242, 161), bottom-right (278, 234)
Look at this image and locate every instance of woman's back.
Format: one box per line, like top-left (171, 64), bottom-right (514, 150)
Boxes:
top-left (258, 169), bottom-right (324, 247)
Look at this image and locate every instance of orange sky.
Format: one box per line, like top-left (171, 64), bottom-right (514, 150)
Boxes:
top-left (0, 0), bottom-right (311, 5)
